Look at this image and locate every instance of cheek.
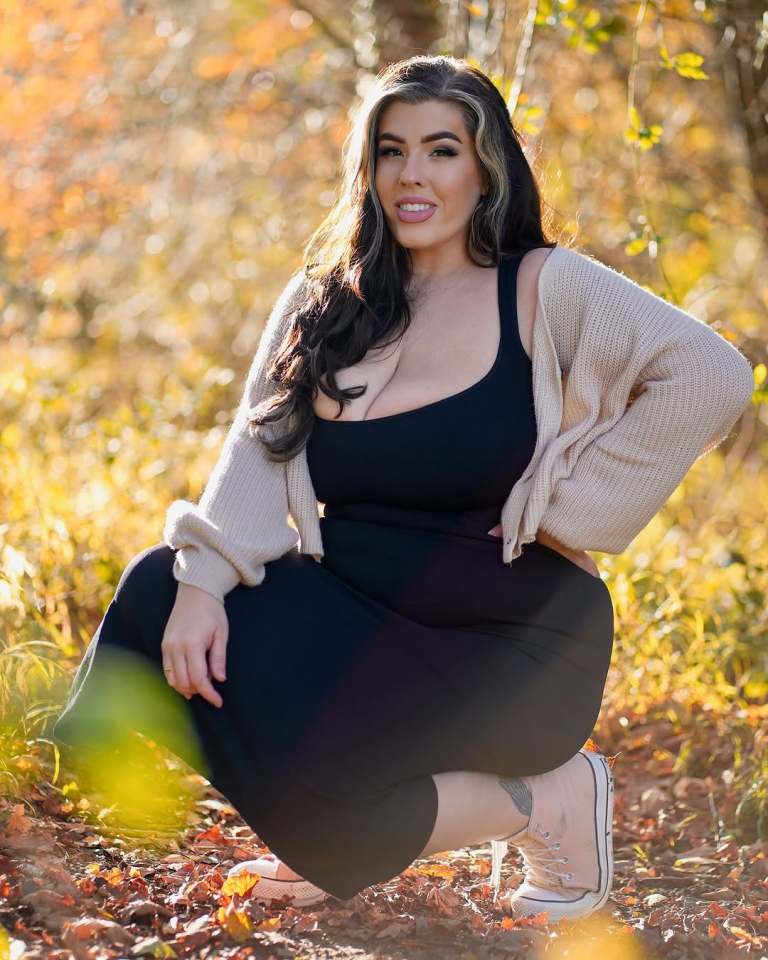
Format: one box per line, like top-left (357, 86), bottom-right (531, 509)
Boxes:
top-left (374, 165), bottom-right (394, 191)
top-left (439, 163), bottom-right (482, 204)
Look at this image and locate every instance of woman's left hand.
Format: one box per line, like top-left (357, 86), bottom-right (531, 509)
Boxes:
top-left (486, 523), bottom-right (601, 578)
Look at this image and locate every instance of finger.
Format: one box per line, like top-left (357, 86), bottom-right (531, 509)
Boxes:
top-left (170, 647), bottom-right (193, 699)
top-left (577, 557), bottom-right (600, 578)
top-left (208, 624), bottom-right (227, 683)
top-left (162, 659), bottom-right (176, 691)
top-left (161, 650), bottom-right (183, 696)
top-left (187, 645), bottom-right (223, 708)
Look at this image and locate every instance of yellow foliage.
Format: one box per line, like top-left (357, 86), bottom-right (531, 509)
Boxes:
top-left (215, 903), bottom-right (252, 940)
top-left (220, 871), bottom-right (261, 897)
top-left (415, 862), bottom-right (458, 879)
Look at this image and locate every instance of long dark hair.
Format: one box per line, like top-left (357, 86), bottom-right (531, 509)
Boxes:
top-left (248, 54), bottom-right (562, 462)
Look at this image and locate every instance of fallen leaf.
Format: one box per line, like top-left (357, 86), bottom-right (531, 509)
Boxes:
top-left (21, 889), bottom-right (77, 913)
top-left (376, 921), bottom-right (411, 939)
top-left (131, 935), bottom-right (178, 957)
top-left (5, 805), bottom-right (33, 835)
top-left (63, 916), bottom-right (133, 947)
top-left (121, 899), bottom-right (173, 921)
top-left (215, 904), bottom-right (252, 941)
top-left (415, 862), bottom-right (457, 879)
top-left (220, 871), bottom-right (259, 897)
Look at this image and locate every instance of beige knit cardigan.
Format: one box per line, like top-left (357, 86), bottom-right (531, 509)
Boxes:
top-left (163, 246), bottom-right (755, 604)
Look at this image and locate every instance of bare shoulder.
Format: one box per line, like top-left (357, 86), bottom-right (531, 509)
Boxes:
top-left (515, 246), bottom-right (558, 360)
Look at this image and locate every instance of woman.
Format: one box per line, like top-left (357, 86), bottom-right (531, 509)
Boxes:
top-left (53, 55), bottom-right (753, 923)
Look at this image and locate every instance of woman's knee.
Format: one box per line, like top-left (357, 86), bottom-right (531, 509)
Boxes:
top-left (114, 542), bottom-right (177, 612)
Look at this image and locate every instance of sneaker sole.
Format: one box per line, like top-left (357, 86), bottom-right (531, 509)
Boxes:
top-left (506, 749), bottom-right (615, 922)
top-left (228, 858), bottom-right (328, 908)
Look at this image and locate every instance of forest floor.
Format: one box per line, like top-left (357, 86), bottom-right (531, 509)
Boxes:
top-left (1, 707), bottom-right (767, 960)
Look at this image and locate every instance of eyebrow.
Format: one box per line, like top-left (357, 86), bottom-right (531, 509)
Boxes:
top-left (377, 130), bottom-right (463, 144)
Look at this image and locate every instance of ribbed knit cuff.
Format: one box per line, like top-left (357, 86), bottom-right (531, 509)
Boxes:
top-left (170, 546), bottom-right (244, 605)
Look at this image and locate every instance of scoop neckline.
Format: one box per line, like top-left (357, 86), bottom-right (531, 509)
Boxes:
top-left (314, 255), bottom-right (517, 426)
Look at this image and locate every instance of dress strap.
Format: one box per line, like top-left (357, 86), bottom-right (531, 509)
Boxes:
top-left (498, 252), bottom-right (529, 367)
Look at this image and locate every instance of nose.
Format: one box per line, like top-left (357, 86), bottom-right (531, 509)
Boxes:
top-left (398, 158), bottom-right (426, 186)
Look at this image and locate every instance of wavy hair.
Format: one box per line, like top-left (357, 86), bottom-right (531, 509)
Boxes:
top-left (248, 54), bottom-right (562, 461)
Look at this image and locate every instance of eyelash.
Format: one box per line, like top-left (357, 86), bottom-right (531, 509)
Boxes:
top-left (377, 147), bottom-right (457, 158)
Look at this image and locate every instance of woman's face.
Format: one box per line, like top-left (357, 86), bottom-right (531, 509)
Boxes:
top-left (374, 99), bottom-right (488, 265)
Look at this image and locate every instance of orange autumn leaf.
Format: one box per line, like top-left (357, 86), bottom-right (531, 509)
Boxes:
top-left (415, 863), bottom-right (457, 879)
top-left (102, 867), bottom-right (124, 886)
top-left (215, 904), bottom-right (252, 940)
top-left (76, 877), bottom-right (98, 896)
top-left (707, 902), bottom-right (728, 918)
top-left (527, 911), bottom-right (553, 927)
top-left (193, 823), bottom-right (224, 843)
top-left (220, 871), bottom-right (260, 897)
top-left (729, 925), bottom-right (762, 944)
top-left (5, 804), bottom-right (33, 834)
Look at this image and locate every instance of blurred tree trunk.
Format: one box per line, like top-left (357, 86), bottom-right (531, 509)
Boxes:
top-left (718, 0), bottom-right (768, 230)
top-left (371, 0), bottom-right (444, 68)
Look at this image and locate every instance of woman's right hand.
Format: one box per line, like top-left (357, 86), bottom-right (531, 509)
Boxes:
top-left (161, 583), bottom-right (229, 708)
top-left (486, 523), bottom-right (600, 578)
top-left (534, 530), bottom-right (601, 578)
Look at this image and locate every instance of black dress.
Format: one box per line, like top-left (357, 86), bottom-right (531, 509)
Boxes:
top-left (53, 252), bottom-right (614, 902)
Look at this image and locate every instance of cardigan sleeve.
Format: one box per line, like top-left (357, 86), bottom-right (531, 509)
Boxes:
top-left (536, 252), bottom-right (754, 555)
top-left (162, 270), bottom-right (308, 603)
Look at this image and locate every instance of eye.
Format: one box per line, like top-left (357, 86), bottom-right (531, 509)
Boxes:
top-left (377, 147), bottom-right (457, 158)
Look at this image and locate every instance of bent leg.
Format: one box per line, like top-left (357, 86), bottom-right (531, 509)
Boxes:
top-left (419, 770), bottom-right (531, 858)
top-left (51, 543), bottom-right (611, 902)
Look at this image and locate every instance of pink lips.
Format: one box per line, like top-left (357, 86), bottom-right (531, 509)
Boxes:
top-left (396, 203), bottom-right (437, 223)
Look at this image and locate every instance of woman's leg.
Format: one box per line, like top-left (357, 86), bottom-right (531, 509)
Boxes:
top-left (52, 543), bottom-right (601, 901)
top-left (257, 768), bottom-right (532, 881)
top-left (419, 770), bottom-right (531, 857)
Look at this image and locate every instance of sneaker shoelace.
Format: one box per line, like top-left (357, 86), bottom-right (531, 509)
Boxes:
top-left (517, 822), bottom-right (573, 889)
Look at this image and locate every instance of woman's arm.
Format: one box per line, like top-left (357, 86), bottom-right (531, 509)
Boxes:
top-left (162, 269), bottom-right (308, 604)
top-left (536, 250), bottom-right (754, 555)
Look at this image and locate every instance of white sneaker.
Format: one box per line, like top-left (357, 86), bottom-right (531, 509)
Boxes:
top-left (226, 854), bottom-right (329, 908)
top-left (491, 748), bottom-right (615, 923)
